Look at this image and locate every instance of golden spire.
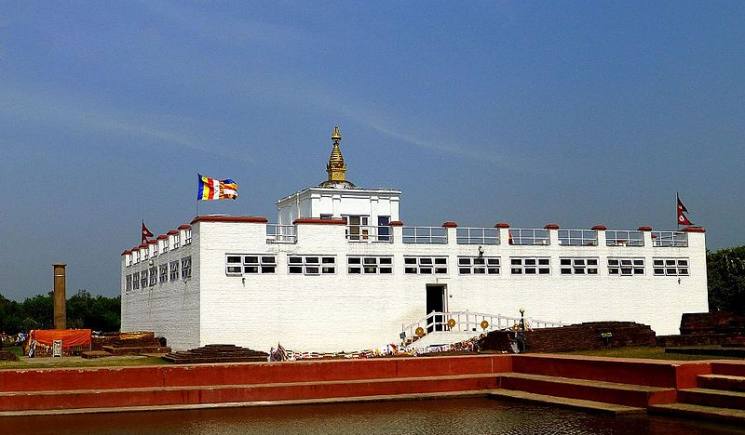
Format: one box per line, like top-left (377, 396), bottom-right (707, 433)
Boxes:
top-left (326, 126), bottom-right (347, 182)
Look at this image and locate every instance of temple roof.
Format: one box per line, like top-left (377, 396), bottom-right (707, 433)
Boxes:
top-left (319, 126), bottom-right (356, 189)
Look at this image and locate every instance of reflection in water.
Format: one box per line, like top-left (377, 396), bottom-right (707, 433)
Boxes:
top-left (2, 398), bottom-right (745, 435)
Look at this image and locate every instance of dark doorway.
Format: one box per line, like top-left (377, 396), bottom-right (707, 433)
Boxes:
top-left (426, 284), bottom-right (447, 332)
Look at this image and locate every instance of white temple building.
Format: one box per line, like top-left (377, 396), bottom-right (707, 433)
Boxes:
top-left (121, 127), bottom-right (709, 352)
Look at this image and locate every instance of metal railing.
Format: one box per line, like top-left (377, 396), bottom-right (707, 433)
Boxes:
top-left (606, 230), bottom-right (644, 247)
top-left (457, 227), bottom-right (500, 245)
top-left (652, 231), bottom-right (688, 247)
top-left (346, 225), bottom-right (393, 243)
top-left (266, 224), bottom-right (297, 244)
top-left (558, 229), bottom-right (598, 246)
top-left (401, 311), bottom-right (566, 342)
top-left (509, 228), bottom-right (549, 246)
top-left (402, 226), bottom-right (448, 244)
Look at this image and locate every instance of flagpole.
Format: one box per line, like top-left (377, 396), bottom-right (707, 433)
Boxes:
top-left (676, 192), bottom-right (679, 231)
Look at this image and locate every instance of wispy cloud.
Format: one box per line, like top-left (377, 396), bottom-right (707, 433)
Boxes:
top-left (132, 2), bottom-right (506, 165)
top-left (139, 0), bottom-right (307, 46)
top-left (0, 82), bottom-right (253, 164)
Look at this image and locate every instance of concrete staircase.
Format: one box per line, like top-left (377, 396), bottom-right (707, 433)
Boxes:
top-left (650, 361), bottom-right (745, 424)
top-left (485, 354), bottom-right (689, 414)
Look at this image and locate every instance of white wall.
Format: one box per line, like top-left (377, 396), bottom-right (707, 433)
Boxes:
top-left (276, 188), bottom-right (401, 224)
top-left (182, 221), bottom-right (708, 353)
top-left (120, 231), bottom-right (200, 351)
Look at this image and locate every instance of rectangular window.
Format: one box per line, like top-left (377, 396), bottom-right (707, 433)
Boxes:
top-left (185, 229), bottom-right (192, 245)
top-left (125, 274), bottom-right (132, 291)
top-left (143, 249), bottom-right (149, 260)
top-left (125, 256), bottom-right (132, 267)
top-left (403, 256), bottom-right (448, 274)
top-left (608, 257), bottom-right (645, 276)
top-left (162, 239), bottom-right (169, 253)
top-left (377, 216), bottom-right (391, 241)
top-left (140, 270), bottom-right (148, 288)
top-left (560, 258), bottom-right (599, 275)
top-left (181, 256), bottom-right (192, 279)
top-left (133, 251), bottom-right (139, 264)
top-left (653, 258), bottom-right (689, 276)
top-left (347, 256), bottom-right (393, 274)
top-left (288, 255), bottom-right (335, 275)
top-left (159, 264), bottom-right (168, 284)
top-left (458, 257), bottom-right (500, 275)
top-left (510, 257), bottom-right (550, 275)
top-left (346, 215), bottom-right (370, 241)
top-left (169, 260), bottom-right (179, 281)
top-left (133, 272), bottom-right (140, 290)
top-left (152, 245), bottom-right (158, 257)
top-left (225, 254), bottom-right (276, 275)
top-left (173, 234), bottom-right (180, 249)
top-left (149, 266), bottom-right (157, 286)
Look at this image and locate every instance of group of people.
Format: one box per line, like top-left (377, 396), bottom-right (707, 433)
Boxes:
top-left (0, 331), bottom-right (27, 349)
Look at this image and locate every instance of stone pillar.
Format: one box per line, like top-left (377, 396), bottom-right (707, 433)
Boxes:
top-left (53, 263), bottom-right (66, 330)
top-left (592, 225), bottom-right (608, 247)
top-left (442, 221), bottom-right (458, 246)
top-left (545, 223), bottom-right (560, 246)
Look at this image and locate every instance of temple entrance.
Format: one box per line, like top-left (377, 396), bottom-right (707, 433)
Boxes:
top-left (426, 284), bottom-right (447, 332)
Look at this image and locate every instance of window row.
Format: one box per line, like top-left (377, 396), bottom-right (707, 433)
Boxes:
top-left (216, 255), bottom-right (691, 278)
top-left (458, 257), bottom-right (500, 275)
top-left (653, 258), bottom-right (689, 276)
top-left (126, 230), bottom-right (191, 266)
top-left (125, 256), bottom-right (191, 291)
top-left (348, 256), bottom-right (393, 274)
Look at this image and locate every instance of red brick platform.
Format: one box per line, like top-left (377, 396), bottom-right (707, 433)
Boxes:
top-left (1, 354), bottom-right (744, 422)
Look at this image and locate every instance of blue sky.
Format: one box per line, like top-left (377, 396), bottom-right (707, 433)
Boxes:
top-left (1, 1), bottom-right (744, 299)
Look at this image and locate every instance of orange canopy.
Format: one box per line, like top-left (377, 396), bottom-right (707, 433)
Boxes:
top-left (29, 329), bottom-right (92, 349)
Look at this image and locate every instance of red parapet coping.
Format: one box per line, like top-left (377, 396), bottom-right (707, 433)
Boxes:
top-left (495, 222), bottom-right (510, 228)
top-left (293, 218), bottom-right (347, 225)
top-left (121, 250), bottom-right (131, 256)
top-left (0, 355), bottom-right (512, 393)
top-left (591, 225), bottom-right (607, 231)
top-left (178, 224), bottom-right (192, 230)
top-left (442, 221), bottom-right (458, 228)
top-left (138, 244), bottom-right (147, 249)
top-left (167, 230), bottom-right (179, 235)
top-left (156, 234), bottom-right (168, 240)
top-left (389, 220), bottom-right (404, 227)
top-left (544, 223), bottom-right (560, 230)
top-left (638, 226), bottom-right (653, 231)
top-left (191, 216), bottom-right (268, 224)
top-left (683, 226), bottom-right (705, 233)
top-left (147, 239), bottom-right (157, 245)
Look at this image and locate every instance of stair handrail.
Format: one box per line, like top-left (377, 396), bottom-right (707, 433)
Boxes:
top-left (401, 310), bottom-right (566, 342)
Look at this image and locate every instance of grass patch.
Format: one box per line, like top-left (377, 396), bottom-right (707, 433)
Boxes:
top-left (0, 352), bottom-right (171, 370)
top-left (561, 346), bottom-right (742, 361)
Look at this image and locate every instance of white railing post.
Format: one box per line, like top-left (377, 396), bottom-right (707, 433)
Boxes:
top-left (443, 221), bottom-right (458, 246)
top-left (638, 226), bottom-right (653, 247)
top-left (593, 225), bottom-right (607, 247)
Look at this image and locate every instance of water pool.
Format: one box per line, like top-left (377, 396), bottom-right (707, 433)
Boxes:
top-left (2, 397), bottom-right (743, 435)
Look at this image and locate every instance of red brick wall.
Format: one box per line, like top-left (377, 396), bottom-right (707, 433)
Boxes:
top-left (479, 322), bottom-right (656, 353)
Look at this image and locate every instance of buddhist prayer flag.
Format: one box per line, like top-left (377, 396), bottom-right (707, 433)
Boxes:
top-left (141, 222), bottom-right (154, 244)
top-left (677, 193), bottom-right (693, 226)
top-left (198, 174), bottom-right (239, 201)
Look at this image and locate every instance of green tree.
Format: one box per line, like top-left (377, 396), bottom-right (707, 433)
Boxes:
top-left (707, 246), bottom-right (745, 313)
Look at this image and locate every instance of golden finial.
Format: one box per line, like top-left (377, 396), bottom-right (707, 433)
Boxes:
top-left (326, 125), bottom-right (347, 182)
top-left (331, 126), bottom-right (342, 142)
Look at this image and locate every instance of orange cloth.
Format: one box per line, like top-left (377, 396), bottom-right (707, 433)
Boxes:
top-left (29, 329), bottom-right (92, 349)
